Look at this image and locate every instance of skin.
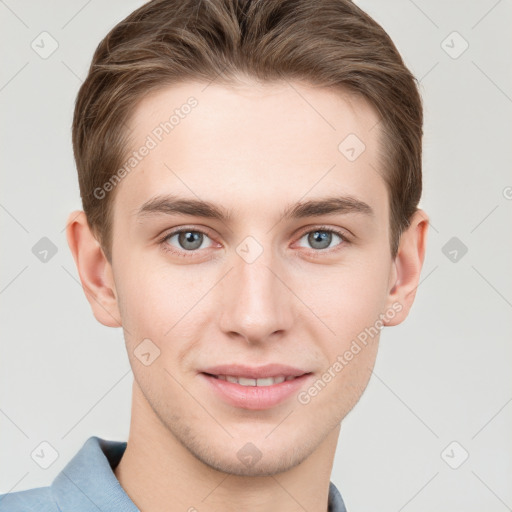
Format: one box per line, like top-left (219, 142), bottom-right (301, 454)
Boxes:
top-left (67, 79), bottom-right (428, 512)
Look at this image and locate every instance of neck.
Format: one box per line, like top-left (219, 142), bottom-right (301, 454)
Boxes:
top-left (115, 381), bottom-right (340, 512)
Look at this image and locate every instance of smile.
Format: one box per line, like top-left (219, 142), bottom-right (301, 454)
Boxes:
top-left (207, 374), bottom-right (298, 386)
top-left (197, 364), bottom-right (313, 409)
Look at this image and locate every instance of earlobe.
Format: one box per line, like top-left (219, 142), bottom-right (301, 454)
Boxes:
top-left (384, 209), bottom-right (429, 326)
top-left (66, 210), bottom-right (122, 328)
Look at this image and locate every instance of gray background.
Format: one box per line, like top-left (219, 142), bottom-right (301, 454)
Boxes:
top-left (1, 0), bottom-right (511, 510)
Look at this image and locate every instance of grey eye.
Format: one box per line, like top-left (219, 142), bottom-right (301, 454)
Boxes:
top-left (179, 231), bottom-right (203, 250)
top-left (167, 230), bottom-right (211, 251)
top-left (298, 230), bottom-right (343, 250)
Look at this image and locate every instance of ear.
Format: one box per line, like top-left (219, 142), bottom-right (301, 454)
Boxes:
top-left (383, 209), bottom-right (429, 326)
top-left (66, 210), bottom-right (122, 327)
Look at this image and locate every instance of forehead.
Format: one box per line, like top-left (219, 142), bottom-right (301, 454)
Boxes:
top-left (115, 80), bottom-right (387, 224)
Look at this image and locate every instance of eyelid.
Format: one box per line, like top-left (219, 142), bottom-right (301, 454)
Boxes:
top-left (159, 224), bottom-right (215, 239)
top-left (294, 224), bottom-right (352, 243)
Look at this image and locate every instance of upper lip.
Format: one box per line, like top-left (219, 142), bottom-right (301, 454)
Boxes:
top-left (200, 364), bottom-right (310, 379)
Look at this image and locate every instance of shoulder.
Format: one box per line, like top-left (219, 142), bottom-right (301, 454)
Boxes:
top-left (0, 486), bottom-right (59, 512)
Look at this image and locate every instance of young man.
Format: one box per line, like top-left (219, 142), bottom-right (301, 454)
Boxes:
top-left (0, 0), bottom-right (428, 510)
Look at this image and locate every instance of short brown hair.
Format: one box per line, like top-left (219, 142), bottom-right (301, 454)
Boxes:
top-left (72, 0), bottom-right (422, 261)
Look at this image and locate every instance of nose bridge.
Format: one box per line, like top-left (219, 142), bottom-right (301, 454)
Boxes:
top-left (218, 237), bottom-right (294, 343)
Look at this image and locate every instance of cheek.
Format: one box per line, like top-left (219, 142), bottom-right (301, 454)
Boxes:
top-left (114, 258), bottom-right (174, 339)
top-left (115, 258), bottom-right (215, 346)
top-left (299, 256), bottom-right (390, 339)
top-left (298, 269), bottom-right (384, 413)
top-left (114, 241), bottom-right (392, 349)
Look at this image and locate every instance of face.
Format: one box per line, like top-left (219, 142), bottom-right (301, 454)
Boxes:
top-left (108, 80), bottom-right (397, 476)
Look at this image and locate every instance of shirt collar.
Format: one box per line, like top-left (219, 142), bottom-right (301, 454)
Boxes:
top-left (51, 436), bottom-right (346, 512)
top-left (51, 436), bottom-right (138, 512)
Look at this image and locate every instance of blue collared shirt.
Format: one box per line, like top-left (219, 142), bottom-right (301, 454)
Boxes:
top-left (0, 436), bottom-right (347, 511)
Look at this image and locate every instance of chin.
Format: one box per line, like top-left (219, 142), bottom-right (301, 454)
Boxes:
top-left (194, 441), bottom-right (310, 477)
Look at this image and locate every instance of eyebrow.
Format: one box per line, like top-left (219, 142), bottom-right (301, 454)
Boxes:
top-left (136, 194), bottom-right (374, 222)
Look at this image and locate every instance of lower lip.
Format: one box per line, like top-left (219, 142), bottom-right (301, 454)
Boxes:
top-left (200, 373), bottom-right (313, 410)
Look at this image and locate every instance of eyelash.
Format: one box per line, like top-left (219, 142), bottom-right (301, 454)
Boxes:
top-left (158, 225), bottom-right (350, 259)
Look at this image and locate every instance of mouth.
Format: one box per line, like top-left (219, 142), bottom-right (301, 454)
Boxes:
top-left (202, 373), bottom-right (300, 386)
top-left (198, 365), bottom-right (313, 410)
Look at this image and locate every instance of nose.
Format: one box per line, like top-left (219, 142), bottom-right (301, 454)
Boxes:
top-left (218, 245), bottom-right (296, 344)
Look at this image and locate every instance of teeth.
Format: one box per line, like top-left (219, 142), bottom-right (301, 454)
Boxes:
top-left (216, 375), bottom-right (293, 386)
top-left (237, 377), bottom-right (256, 386)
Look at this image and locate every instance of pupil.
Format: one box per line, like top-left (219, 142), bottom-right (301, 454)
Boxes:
top-left (180, 231), bottom-right (202, 250)
top-left (309, 230), bottom-right (331, 249)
